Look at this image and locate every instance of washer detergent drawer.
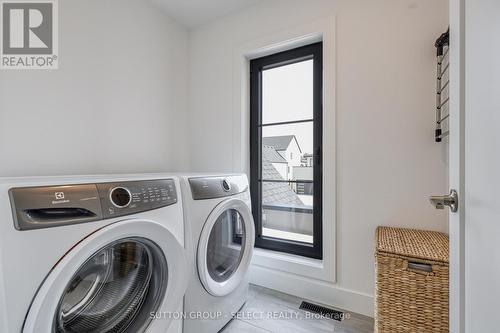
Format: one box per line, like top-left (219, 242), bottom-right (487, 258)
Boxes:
top-left (9, 184), bottom-right (102, 230)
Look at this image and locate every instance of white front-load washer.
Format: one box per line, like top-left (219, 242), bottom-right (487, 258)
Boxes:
top-left (180, 174), bottom-right (255, 333)
top-left (0, 174), bottom-right (188, 333)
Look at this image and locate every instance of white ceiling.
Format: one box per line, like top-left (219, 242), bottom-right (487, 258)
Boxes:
top-left (150, 0), bottom-right (262, 29)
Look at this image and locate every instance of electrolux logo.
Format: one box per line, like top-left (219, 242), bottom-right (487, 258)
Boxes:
top-left (1, 0), bottom-right (58, 69)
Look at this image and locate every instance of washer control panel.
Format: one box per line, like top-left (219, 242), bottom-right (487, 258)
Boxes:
top-left (98, 179), bottom-right (177, 218)
top-left (9, 178), bottom-right (178, 230)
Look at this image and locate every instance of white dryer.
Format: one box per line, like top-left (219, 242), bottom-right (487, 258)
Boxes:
top-left (180, 174), bottom-right (255, 333)
top-left (0, 174), bottom-right (188, 333)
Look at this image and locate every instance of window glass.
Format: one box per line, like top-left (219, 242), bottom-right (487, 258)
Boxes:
top-left (262, 60), bottom-right (313, 124)
top-left (250, 42), bottom-right (322, 259)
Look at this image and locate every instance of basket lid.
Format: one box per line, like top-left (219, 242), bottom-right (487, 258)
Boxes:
top-left (376, 227), bottom-right (449, 263)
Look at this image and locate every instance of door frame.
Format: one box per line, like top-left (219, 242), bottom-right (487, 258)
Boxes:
top-left (449, 0), bottom-right (466, 332)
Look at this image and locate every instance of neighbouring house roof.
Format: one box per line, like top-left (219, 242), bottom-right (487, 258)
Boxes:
top-left (262, 145), bottom-right (287, 163)
top-left (262, 135), bottom-right (302, 153)
top-left (261, 146), bottom-right (303, 206)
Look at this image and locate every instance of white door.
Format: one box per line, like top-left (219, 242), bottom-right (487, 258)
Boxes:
top-left (464, 0), bottom-right (500, 332)
top-left (448, 1), bottom-right (500, 332)
top-left (24, 219), bottom-right (188, 333)
top-left (197, 198), bottom-right (255, 296)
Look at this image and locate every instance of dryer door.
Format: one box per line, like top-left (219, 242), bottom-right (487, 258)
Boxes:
top-left (23, 219), bottom-right (188, 333)
top-left (198, 198), bottom-right (255, 296)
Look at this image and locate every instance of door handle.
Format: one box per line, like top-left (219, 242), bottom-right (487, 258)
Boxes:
top-left (429, 189), bottom-right (458, 212)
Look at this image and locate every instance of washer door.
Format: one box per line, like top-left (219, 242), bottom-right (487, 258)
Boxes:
top-left (24, 219), bottom-right (188, 333)
top-left (197, 198), bottom-right (255, 296)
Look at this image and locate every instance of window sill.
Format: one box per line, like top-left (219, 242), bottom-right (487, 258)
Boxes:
top-left (251, 247), bottom-right (334, 283)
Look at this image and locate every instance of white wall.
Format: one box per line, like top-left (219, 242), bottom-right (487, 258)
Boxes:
top-left (188, 0), bottom-right (449, 316)
top-left (0, 0), bottom-right (190, 177)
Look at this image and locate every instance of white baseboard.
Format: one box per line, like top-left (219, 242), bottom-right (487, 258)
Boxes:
top-left (249, 264), bottom-right (374, 318)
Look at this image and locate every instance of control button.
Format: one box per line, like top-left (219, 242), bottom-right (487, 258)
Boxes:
top-left (109, 187), bottom-right (132, 208)
top-left (222, 179), bottom-right (231, 192)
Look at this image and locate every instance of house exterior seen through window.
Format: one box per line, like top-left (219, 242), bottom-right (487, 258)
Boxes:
top-left (250, 42), bottom-right (323, 259)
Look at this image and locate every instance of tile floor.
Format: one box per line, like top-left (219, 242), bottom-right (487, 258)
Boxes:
top-left (222, 284), bottom-right (374, 333)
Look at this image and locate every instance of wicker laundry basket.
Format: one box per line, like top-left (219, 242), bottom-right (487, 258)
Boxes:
top-left (375, 227), bottom-right (449, 333)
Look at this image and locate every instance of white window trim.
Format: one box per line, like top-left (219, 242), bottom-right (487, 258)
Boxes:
top-left (231, 16), bottom-right (336, 283)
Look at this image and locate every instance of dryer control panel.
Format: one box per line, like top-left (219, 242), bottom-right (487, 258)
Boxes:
top-left (9, 179), bottom-right (178, 231)
top-left (189, 176), bottom-right (248, 200)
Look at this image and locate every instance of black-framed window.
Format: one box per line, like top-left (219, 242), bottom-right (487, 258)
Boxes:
top-left (250, 42), bottom-right (323, 259)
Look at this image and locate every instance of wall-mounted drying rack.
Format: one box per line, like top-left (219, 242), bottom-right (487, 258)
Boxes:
top-left (435, 28), bottom-right (450, 142)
